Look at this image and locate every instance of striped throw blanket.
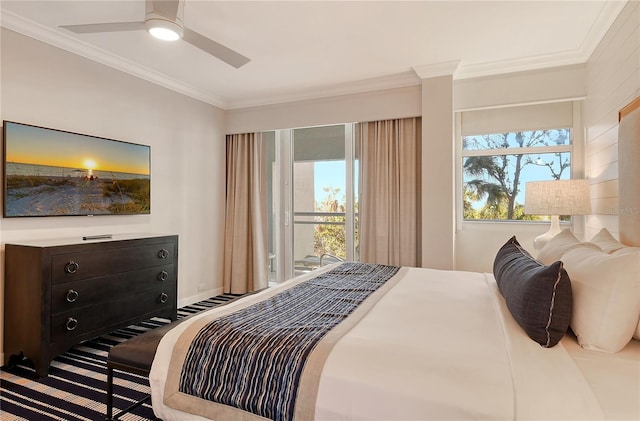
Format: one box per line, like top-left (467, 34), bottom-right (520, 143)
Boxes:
top-left (166, 262), bottom-right (400, 421)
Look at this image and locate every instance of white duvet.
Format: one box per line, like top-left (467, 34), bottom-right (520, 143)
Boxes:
top-left (149, 265), bottom-right (616, 420)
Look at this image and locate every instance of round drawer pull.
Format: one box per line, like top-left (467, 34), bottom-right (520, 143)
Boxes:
top-left (64, 261), bottom-right (80, 274)
top-left (65, 317), bottom-right (78, 331)
top-left (65, 289), bottom-right (79, 303)
top-left (159, 293), bottom-right (169, 304)
top-left (158, 270), bottom-right (169, 281)
top-left (157, 249), bottom-right (169, 259)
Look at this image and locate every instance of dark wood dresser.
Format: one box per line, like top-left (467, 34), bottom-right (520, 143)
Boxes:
top-left (3, 234), bottom-right (178, 377)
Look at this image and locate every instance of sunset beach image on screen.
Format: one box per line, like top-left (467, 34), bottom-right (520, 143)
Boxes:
top-left (3, 121), bottom-right (150, 217)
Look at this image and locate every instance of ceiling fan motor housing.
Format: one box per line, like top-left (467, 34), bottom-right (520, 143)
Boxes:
top-left (145, 0), bottom-right (184, 40)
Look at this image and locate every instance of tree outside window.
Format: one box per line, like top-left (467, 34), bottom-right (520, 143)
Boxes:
top-left (462, 129), bottom-right (572, 221)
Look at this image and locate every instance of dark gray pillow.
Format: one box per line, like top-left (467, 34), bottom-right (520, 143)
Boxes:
top-left (493, 236), bottom-right (572, 347)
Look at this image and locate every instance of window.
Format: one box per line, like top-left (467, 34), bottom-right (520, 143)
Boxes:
top-left (459, 101), bottom-right (578, 221)
top-left (462, 129), bottom-right (572, 220)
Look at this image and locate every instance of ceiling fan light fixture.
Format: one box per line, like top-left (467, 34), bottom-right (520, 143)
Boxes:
top-left (145, 18), bottom-right (183, 41)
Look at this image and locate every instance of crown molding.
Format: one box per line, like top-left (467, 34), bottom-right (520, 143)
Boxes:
top-left (0, 9), bottom-right (227, 108)
top-left (454, 49), bottom-right (588, 80)
top-left (580, 0), bottom-right (629, 59)
top-left (225, 71), bottom-right (421, 110)
top-left (412, 60), bottom-right (462, 79)
top-left (454, 0), bottom-right (628, 80)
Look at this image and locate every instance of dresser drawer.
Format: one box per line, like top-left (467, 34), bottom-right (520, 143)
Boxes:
top-left (51, 264), bottom-right (176, 314)
top-left (51, 242), bottom-right (176, 284)
top-left (51, 290), bottom-right (175, 344)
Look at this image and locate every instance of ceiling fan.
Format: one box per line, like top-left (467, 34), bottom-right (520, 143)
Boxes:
top-left (60, 0), bottom-right (250, 69)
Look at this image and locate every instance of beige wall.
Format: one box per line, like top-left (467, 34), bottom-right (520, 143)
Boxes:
top-left (225, 85), bottom-right (422, 133)
top-left (584, 0), bottom-right (640, 240)
top-left (420, 76), bottom-right (455, 269)
top-left (0, 29), bottom-right (227, 360)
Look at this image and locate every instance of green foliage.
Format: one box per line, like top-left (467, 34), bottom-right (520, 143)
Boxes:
top-left (463, 183), bottom-right (541, 221)
top-left (314, 187), bottom-right (347, 259)
top-left (462, 185), bottom-right (480, 220)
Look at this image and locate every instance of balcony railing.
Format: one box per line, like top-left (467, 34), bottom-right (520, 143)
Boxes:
top-left (293, 211), bottom-right (346, 274)
top-left (293, 211), bottom-right (346, 225)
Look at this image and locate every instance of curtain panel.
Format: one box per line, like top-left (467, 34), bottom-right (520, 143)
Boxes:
top-left (357, 118), bottom-right (422, 266)
top-left (223, 133), bottom-right (268, 294)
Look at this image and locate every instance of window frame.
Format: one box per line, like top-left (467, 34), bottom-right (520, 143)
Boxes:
top-left (267, 123), bottom-right (358, 283)
top-left (455, 100), bottom-right (584, 227)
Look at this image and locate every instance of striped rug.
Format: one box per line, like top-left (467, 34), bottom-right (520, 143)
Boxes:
top-left (0, 294), bottom-right (244, 421)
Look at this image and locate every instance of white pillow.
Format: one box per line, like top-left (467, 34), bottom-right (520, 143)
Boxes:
top-left (589, 228), bottom-right (627, 253)
top-left (561, 246), bottom-right (640, 352)
top-left (537, 229), bottom-right (600, 265)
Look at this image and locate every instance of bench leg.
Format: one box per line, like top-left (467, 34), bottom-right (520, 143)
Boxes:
top-left (106, 365), bottom-right (154, 420)
top-left (106, 366), bottom-right (114, 420)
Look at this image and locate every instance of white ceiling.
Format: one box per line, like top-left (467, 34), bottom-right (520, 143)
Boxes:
top-left (0, 0), bottom-right (628, 109)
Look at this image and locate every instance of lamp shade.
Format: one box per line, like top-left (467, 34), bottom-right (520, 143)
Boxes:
top-left (525, 180), bottom-right (591, 216)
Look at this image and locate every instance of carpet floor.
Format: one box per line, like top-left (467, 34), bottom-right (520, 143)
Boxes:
top-left (0, 294), bottom-right (243, 421)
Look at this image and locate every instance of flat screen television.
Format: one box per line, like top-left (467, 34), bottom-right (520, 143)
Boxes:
top-left (2, 120), bottom-right (150, 217)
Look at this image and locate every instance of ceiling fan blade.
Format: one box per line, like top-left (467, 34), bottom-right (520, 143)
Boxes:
top-left (61, 21), bottom-right (145, 34)
top-left (147, 0), bottom-right (181, 21)
top-left (183, 28), bottom-right (250, 69)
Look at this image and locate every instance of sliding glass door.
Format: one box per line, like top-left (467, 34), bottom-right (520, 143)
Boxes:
top-left (265, 124), bottom-right (357, 283)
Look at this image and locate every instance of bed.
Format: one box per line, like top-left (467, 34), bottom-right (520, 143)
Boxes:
top-left (149, 249), bottom-right (640, 420)
top-left (149, 99), bottom-right (640, 420)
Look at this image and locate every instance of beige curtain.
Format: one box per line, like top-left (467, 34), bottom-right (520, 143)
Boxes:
top-left (223, 133), bottom-right (268, 294)
top-left (358, 118), bottom-right (421, 266)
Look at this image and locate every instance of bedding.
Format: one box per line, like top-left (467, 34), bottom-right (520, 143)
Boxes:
top-left (149, 262), bottom-right (639, 421)
top-left (166, 263), bottom-right (400, 420)
top-left (537, 228), bottom-right (640, 343)
top-left (561, 246), bottom-right (640, 353)
top-left (589, 228), bottom-right (629, 253)
top-left (588, 229), bottom-right (640, 340)
top-left (536, 229), bottom-right (601, 264)
top-left (493, 236), bottom-right (572, 347)
top-left (563, 331), bottom-right (640, 420)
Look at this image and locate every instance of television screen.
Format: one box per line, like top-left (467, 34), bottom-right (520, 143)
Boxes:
top-left (3, 121), bottom-right (150, 217)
